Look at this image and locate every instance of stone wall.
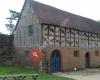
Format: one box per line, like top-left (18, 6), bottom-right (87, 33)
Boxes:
top-left (0, 34), bottom-right (14, 66)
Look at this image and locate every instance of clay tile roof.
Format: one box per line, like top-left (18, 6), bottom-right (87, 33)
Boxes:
top-left (30, 0), bottom-right (100, 33)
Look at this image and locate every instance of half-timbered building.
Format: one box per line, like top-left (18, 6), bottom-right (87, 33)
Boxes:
top-left (14, 0), bottom-right (100, 72)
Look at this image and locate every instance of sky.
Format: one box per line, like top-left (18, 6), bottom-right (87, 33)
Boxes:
top-left (0, 0), bottom-right (100, 34)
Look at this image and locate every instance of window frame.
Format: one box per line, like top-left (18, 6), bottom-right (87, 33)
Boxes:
top-left (95, 51), bottom-right (99, 56)
top-left (74, 50), bottom-right (79, 57)
top-left (28, 25), bottom-right (33, 36)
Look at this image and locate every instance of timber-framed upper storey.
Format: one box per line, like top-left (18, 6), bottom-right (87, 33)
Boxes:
top-left (42, 23), bottom-right (100, 48)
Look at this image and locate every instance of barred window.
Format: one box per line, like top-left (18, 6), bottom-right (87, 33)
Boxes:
top-left (74, 50), bottom-right (79, 57)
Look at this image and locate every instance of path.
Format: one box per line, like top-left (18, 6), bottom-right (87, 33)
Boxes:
top-left (53, 69), bottom-right (100, 80)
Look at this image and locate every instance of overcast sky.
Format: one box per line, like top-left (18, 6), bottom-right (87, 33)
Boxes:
top-left (0, 0), bottom-right (100, 34)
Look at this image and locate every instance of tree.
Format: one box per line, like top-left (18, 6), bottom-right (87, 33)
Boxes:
top-left (5, 10), bottom-right (20, 34)
top-left (97, 20), bottom-right (100, 23)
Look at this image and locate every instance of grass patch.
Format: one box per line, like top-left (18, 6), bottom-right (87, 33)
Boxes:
top-left (0, 66), bottom-right (74, 80)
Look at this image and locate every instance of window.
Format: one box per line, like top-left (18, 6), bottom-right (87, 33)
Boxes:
top-left (24, 50), bottom-right (29, 57)
top-left (95, 51), bottom-right (99, 56)
top-left (28, 25), bottom-right (33, 36)
top-left (74, 50), bottom-right (79, 57)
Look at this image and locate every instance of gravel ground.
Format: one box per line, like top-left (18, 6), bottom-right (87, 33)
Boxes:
top-left (53, 69), bottom-right (100, 80)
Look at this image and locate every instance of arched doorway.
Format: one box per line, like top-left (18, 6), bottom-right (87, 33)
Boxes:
top-left (50, 50), bottom-right (61, 73)
top-left (85, 52), bottom-right (90, 68)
